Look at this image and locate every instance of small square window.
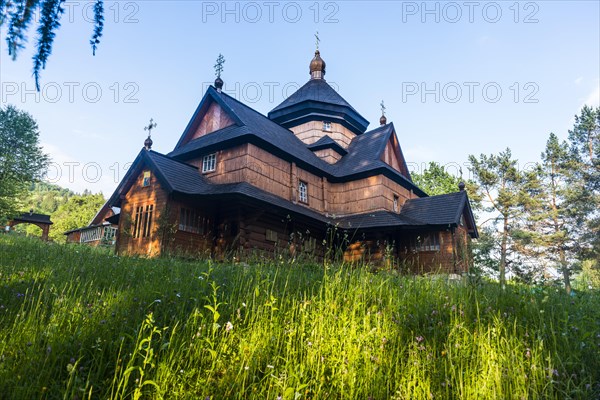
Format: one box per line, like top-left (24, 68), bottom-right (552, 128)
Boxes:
top-left (322, 121), bottom-right (332, 131)
top-left (393, 195), bottom-right (399, 212)
top-left (266, 229), bottom-right (278, 242)
top-left (202, 153), bottom-right (216, 173)
top-left (298, 181), bottom-right (308, 203)
top-left (142, 171), bottom-right (151, 187)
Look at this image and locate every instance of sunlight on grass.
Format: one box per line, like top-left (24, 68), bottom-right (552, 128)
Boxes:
top-left (0, 235), bottom-right (598, 399)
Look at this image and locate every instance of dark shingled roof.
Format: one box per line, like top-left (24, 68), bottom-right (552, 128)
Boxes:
top-left (169, 88), bottom-right (334, 171)
top-left (401, 191), bottom-right (478, 237)
top-left (330, 192), bottom-right (478, 237)
top-left (332, 123), bottom-right (392, 175)
top-left (168, 88), bottom-right (426, 197)
top-left (331, 210), bottom-right (424, 230)
top-left (401, 191), bottom-right (467, 226)
top-left (270, 78), bottom-right (358, 114)
top-left (147, 150), bottom-right (208, 193)
top-left (108, 149), bottom-right (329, 224)
top-left (268, 79), bottom-right (369, 135)
top-left (109, 150), bottom-right (476, 236)
top-left (307, 135), bottom-right (348, 156)
top-left (13, 212), bottom-right (53, 225)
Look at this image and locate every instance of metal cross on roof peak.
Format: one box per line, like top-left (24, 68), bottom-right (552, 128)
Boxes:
top-left (315, 31), bottom-right (320, 51)
top-left (144, 118), bottom-right (157, 137)
top-left (380, 100), bottom-right (386, 116)
top-left (214, 53), bottom-right (225, 78)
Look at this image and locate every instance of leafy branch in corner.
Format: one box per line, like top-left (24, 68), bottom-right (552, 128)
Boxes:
top-left (0, 0), bottom-right (105, 90)
top-left (90, 0), bottom-right (104, 56)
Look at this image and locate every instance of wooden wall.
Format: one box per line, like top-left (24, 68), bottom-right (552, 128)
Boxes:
top-left (313, 148), bottom-right (342, 164)
top-left (65, 231), bottom-right (81, 243)
top-left (289, 121), bottom-right (356, 149)
top-left (340, 228), bottom-right (472, 274)
top-left (155, 200), bottom-right (327, 262)
top-left (117, 168), bottom-right (168, 257)
top-left (186, 143), bottom-right (419, 217)
top-left (190, 102), bottom-right (234, 142)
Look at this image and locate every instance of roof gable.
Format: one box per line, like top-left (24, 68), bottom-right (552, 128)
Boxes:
top-left (400, 191), bottom-right (479, 238)
top-left (380, 128), bottom-right (411, 180)
top-left (307, 135), bottom-right (348, 156)
top-left (169, 89), bottom-right (428, 198)
top-left (106, 149), bottom-right (208, 207)
top-left (174, 87), bottom-right (243, 149)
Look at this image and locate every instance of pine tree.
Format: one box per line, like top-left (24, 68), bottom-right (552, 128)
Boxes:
top-left (468, 148), bottom-right (523, 287)
top-left (567, 106), bottom-right (600, 260)
top-left (514, 134), bottom-right (581, 292)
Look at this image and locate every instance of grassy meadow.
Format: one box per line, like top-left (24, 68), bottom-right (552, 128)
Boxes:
top-left (0, 235), bottom-right (599, 399)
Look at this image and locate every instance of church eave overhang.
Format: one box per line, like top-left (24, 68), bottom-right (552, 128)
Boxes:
top-left (268, 101), bottom-right (369, 135)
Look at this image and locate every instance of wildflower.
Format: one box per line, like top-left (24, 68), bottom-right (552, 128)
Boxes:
top-left (267, 365), bottom-right (274, 369)
top-left (225, 321), bottom-right (233, 332)
top-left (244, 366), bottom-right (249, 370)
top-left (416, 336), bottom-right (424, 343)
top-left (525, 348), bottom-right (531, 358)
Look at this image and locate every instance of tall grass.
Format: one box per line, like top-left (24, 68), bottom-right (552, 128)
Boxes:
top-left (0, 235), bottom-right (598, 399)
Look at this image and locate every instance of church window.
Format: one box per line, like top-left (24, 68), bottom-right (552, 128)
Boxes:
top-left (303, 237), bottom-right (317, 253)
top-left (393, 195), bottom-right (399, 212)
top-left (266, 229), bottom-right (278, 242)
top-left (179, 207), bottom-right (209, 234)
top-left (133, 204), bottom-right (154, 238)
top-left (202, 153), bottom-right (217, 173)
top-left (412, 233), bottom-right (440, 252)
top-left (298, 181), bottom-right (308, 203)
top-left (322, 121), bottom-right (332, 131)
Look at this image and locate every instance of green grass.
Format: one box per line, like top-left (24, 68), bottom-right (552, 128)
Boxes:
top-left (0, 235), bottom-right (599, 399)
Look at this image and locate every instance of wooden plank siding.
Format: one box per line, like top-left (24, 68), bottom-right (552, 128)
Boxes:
top-left (313, 148), bottom-right (342, 164)
top-left (184, 143), bottom-right (421, 217)
top-left (289, 121), bottom-right (356, 149)
top-left (190, 102), bottom-right (235, 142)
top-left (117, 169), bottom-right (169, 257)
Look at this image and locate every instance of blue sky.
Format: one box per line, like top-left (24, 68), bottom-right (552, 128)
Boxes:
top-left (1, 0), bottom-right (599, 195)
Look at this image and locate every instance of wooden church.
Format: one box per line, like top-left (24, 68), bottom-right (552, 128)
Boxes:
top-left (105, 50), bottom-right (478, 272)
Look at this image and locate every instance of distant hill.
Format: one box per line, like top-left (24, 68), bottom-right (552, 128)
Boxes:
top-left (13, 182), bottom-right (104, 242)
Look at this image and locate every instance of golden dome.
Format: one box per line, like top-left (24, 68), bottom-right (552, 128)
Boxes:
top-left (309, 50), bottom-right (326, 78)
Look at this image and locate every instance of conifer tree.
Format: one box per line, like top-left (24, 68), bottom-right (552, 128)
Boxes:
top-left (567, 106), bottom-right (600, 259)
top-left (468, 148), bottom-right (523, 287)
